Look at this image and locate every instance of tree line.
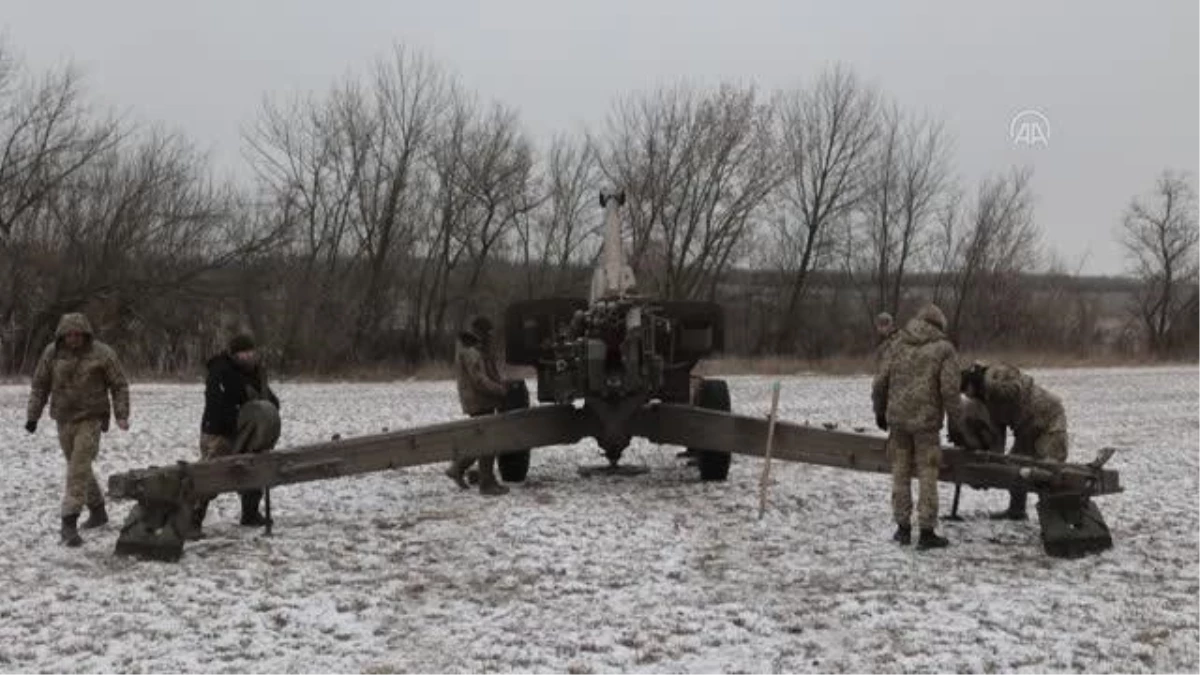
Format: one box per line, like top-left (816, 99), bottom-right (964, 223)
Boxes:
top-left (0, 40), bottom-right (1195, 376)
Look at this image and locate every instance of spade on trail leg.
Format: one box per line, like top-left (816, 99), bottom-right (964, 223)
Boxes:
top-left (114, 400), bottom-right (281, 562)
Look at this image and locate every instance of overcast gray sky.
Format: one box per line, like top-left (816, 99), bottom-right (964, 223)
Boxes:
top-left (2, 0), bottom-right (1196, 274)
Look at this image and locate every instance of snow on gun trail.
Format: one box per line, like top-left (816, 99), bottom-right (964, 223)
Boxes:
top-left (0, 367), bottom-right (1194, 674)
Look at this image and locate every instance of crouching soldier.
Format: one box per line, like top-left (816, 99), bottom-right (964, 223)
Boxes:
top-left (966, 361), bottom-right (1069, 520)
top-left (445, 315), bottom-right (510, 496)
top-left (192, 333), bottom-right (281, 536)
top-left (872, 303), bottom-right (962, 550)
top-left (26, 312), bottom-right (131, 547)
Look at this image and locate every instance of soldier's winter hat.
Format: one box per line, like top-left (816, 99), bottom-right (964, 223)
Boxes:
top-left (228, 333), bottom-right (256, 354)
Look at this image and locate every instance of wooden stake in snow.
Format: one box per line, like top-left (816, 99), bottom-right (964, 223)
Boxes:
top-left (758, 381), bottom-right (782, 520)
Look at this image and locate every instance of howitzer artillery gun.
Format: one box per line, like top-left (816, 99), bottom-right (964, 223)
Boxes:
top-left (106, 190), bottom-right (1122, 563)
top-left (499, 190), bottom-right (732, 479)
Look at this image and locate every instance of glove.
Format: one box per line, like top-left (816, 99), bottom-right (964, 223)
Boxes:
top-left (875, 413), bottom-right (888, 431)
top-left (25, 420), bottom-right (37, 434)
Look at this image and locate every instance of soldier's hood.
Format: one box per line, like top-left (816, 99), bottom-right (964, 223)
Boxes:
top-left (55, 313), bottom-right (94, 338)
top-left (900, 316), bottom-right (946, 346)
top-left (914, 304), bottom-right (948, 331)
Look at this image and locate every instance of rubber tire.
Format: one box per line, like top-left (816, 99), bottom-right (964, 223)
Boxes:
top-left (690, 379), bottom-right (732, 481)
top-left (497, 449), bottom-right (531, 483)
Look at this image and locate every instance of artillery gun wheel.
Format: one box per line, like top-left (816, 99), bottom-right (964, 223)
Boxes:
top-left (691, 379), bottom-right (732, 481)
top-left (496, 379), bottom-right (533, 483)
top-left (497, 450), bottom-right (531, 483)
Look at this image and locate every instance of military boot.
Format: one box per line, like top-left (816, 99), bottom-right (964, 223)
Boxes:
top-left (239, 491), bottom-right (267, 527)
top-left (989, 490), bottom-right (1029, 521)
top-left (917, 528), bottom-right (949, 550)
top-left (892, 524), bottom-right (912, 545)
top-left (444, 459), bottom-right (472, 490)
top-left (185, 500), bottom-right (210, 541)
top-left (60, 514), bottom-right (83, 547)
top-left (81, 502), bottom-right (108, 529)
top-left (477, 456), bottom-right (509, 497)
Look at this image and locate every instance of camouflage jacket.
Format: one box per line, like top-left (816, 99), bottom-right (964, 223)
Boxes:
top-left (27, 313), bottom-right (130, 426)
top-left (872, 310), bottom-right (962, 434)
top-left (455, 331), bottom-right (507, 415)
top-left (981, 363), bottom-right (1067, 442)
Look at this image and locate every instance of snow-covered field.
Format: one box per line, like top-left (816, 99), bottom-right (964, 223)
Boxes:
top-left (1, 366), bottom-right (1196, 673)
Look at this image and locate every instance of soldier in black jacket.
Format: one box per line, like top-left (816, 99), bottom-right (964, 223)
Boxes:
top-left (192, 333), bottom-right (280, 536)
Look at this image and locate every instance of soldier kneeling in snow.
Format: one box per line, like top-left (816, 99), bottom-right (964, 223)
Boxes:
top-left (956, 361), bottom-right (1069, 520)
top-left (191, 333), bottom-right (282, 537)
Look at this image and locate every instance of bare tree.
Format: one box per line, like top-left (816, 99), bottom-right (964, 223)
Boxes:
top-left (1120, 170), bottom-right (1199, 355)
top-left (772, 64), bottom-right (879, 351)
top-left (245, 86), bottom-right (364, 367)
top-left (3, 127), bottom-right (276, 373)
top-left (245, 44), bottom-right (451, 365)
top-left (402, 88), bottom-right (538, 358)
top-left (351, 47), bottom-right (448, 358)
top-left (515, 134), bottom-right (600, 298)
top-left (597, 81), bottom-right (780, 300)
top-left (0, 49), bottom-right (123, 367)
top-left (456, 102), bottom-right (540, 298)
top-left (843, 105), bottom-right (951, 326)
top-left (0, 58), bottom-right (122, 241)
top-left (937, 167), bottom-right (1041, 344)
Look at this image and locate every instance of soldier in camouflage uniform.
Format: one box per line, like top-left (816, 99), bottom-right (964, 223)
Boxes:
top-left (969, 361), bottom-right (1070, 520)
top-left (871, 303), bottom-right (961, 549)
top-left (446, 316), bottom-right (510, 496)
top-left (192, 333), bottom-right (281, 536)
top-left (874, 311), bottom-right (900, 370)
top-left (25, 312), bottom-right (131, 547)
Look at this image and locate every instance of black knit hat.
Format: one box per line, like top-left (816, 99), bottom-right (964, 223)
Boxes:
top-left (470, 315), bottom-right (493, 335)
top-left (228, 333), bottom-right (256, 354)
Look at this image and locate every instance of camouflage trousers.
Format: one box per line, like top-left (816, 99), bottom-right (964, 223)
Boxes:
top-left (889, 429), bottom-right (942, 529)
top-left (58, 419), bottom-right (104, 516)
